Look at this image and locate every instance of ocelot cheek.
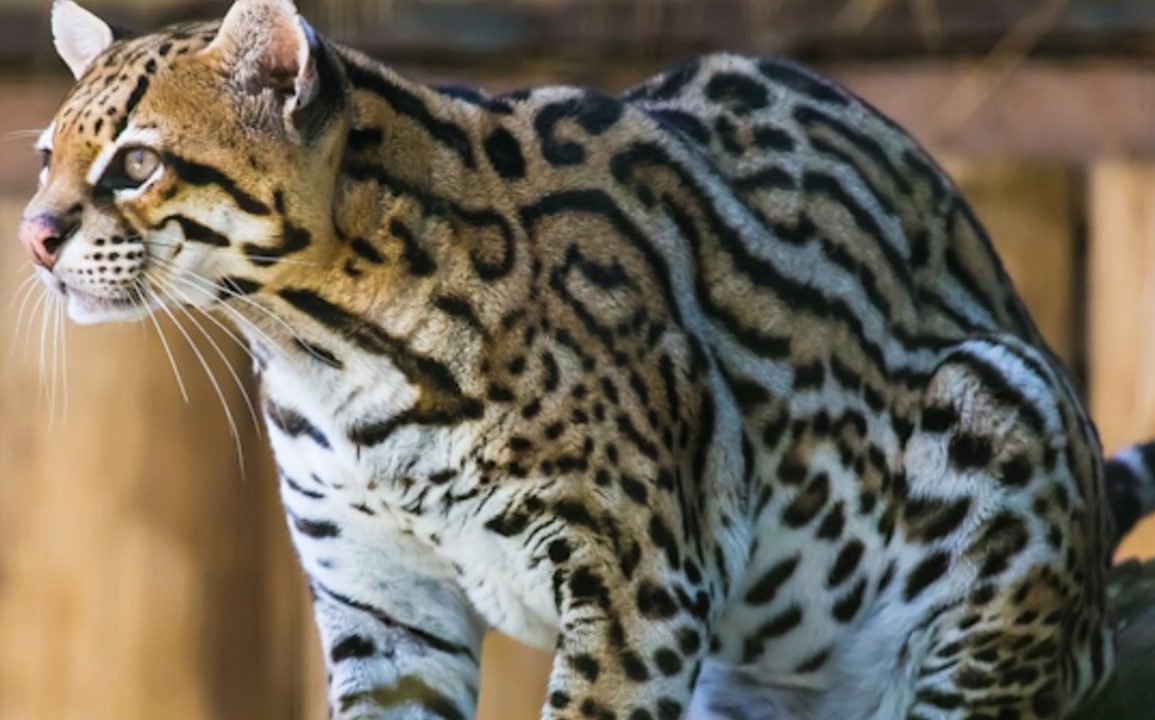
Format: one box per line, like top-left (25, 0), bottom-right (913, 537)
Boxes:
top-left (149, 168), bottom-right (180, 203)
top-left (116, 174), bottom-right (178, 227)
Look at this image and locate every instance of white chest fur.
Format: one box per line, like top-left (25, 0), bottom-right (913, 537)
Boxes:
top-left (256, 351), bottom-right (560, 647)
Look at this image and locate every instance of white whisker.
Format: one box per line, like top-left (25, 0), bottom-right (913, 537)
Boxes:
top-left (6, 272), bottom-right (38, 313)
top-left (56, 296), bottom-right (67, 420)
top-left (59, 294), bottom-right (70, 420)
top-left (146, 240), bottom-right (326, 267)
top-left (151, 274), bottom-right (262, 438)
top-left (20, 285), bottom-right (49, 363)
top-left (134, 278), bottom-right (190, 403)
top-left (158, 272), bottom-right (272, 361)
top-left (158, 269), bottom-right (292, 367)
top-left (149, 257), bottom-right (324, 367)
top-left (2, 128), bottom-right (47, 142)
top-left (9, 276), bottom-right (41, 364)
top-left (140, 281), bottom-right (246, 472)
top-left (49, 295), bottom-right (63, 425)
top-left (37, 288), bottom-right (52, 415)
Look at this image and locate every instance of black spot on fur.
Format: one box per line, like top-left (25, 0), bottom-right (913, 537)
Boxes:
top-left (292, 513), bottom-right (340, 539)
top-left (827, 540), bottom-right (864, 587)
top-left (922, 403), bottom-right (958, 432)
top-left (949, 434), bottom-right (993, 470)
top-left (569, 653), bottom-right (600, 682)
top-left (999, 455), bottom-right (1034, 487)
top-left (758, 60), bottom-right (849, 105)
top-left (705, 72), bottom-right (771, 113)
top-left (330, 635), bottom-right (376, 662)
top-left (483, 125), bottom-right (526, 179)
top-left (904, 551), bottom-right (950, 601)
top-left (744, 555), bottom-right (800, 605)
top-left (636, 581), bottom-right (679, 619)
top-left (647, 109), bottom-right (711, 145)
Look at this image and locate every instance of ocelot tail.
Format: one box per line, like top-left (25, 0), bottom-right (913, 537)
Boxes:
top-left (19, 1), bottom-right (1155, 718)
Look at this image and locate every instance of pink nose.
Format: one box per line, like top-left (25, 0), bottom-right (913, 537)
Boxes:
top-left (18, 214), bottom-right (76, 270)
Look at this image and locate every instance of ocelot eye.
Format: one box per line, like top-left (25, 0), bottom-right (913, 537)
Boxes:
top-left (100, 146), bottom-right (161, 190)
top-left (122, 147), bottom-right (160, 184)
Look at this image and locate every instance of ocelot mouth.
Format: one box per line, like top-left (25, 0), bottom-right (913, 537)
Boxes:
top-left (46, 275), bottom-right (150, 324)
top-left (64, 283), bottom-right (140, 306)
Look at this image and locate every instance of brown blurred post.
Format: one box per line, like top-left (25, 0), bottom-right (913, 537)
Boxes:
top-left (476, 634), bottom-right (551, 720)
top-left (1088, 161), bottom-right (1155, 559)
top-left (943, 159), bottom-right (1078, 363)
top-left (0, 198), bottom-right (308, 719)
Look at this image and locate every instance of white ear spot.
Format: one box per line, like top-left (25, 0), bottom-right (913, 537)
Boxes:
top-left (52, 0), bottom-right (115, 79)
top-left (206, 0), bottom-right (319, 115)
top-left (208, 0), bottom-right (310, 90)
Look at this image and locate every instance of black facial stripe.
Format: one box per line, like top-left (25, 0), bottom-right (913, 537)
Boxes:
top-left (164, 153), bottom-right (271, 215)
top-left (217, 276), bottom-right (262, 300)
top-left (112, 75), bottom-right (150, 139)
top-left (161, 214), bottom-right (230, 246)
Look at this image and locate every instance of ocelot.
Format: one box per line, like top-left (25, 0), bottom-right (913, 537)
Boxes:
top-left (19, 1), bottom-right (1155, 718)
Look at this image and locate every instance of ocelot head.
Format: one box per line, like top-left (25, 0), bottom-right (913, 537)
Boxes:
top-left (19, 0), bottom-right (348, 324)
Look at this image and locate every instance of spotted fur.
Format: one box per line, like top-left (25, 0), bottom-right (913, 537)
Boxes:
top-left (21, 1), bottom-right (1155, 718)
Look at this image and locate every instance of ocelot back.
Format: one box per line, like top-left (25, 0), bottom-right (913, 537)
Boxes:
top-left (20, 1), bottom-right (1155, 718)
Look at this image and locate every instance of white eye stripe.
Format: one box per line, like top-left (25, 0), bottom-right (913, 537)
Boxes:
top-left (86, 142), bottom-right (120, 184)
top-left (35, 123), bottom-right (55, 154)
top-left (35, 124), bottom-right (55, 187)
top-left (85, 126), bottom-right (164, 187)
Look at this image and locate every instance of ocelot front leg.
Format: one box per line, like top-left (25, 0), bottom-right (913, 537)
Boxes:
top-left (538, 517), bottom-right (718, 720)
top-left (278, 469), bottom-right (484, 720)
top-left (308, 575), bottom-right (483, 720)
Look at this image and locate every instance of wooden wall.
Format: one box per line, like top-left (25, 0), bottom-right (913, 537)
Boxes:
top-left (2, 48), bottom-right (1155, 720)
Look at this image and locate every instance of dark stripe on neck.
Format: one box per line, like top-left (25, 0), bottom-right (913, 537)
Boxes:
top-left (347, 127), bottom-right (384, 152)
top-left (342, 59), bottom-right (476, 169)
top-left (342, 160), bottom-right (518, 281)
top-left (350, 237), bottom-right (384, 264)
top-left (794, 105), bottom-right (913, 196)
top-left (277, 287), bottom-right (484, 446)
top-left (277, 287), bottom-right (465, 397)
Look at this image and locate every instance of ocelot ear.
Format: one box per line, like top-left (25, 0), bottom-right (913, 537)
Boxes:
top-left (51, 0), bottom-right (115, 79)
top-left (205, 0), bottom-right (321, 117)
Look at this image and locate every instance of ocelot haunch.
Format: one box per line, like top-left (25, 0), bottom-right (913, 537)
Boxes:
top-left (19, 1), bottom-right (1155, 718)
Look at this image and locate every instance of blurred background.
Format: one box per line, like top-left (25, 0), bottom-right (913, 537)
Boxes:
top-left (2, 0), bottom-right (1155, 718)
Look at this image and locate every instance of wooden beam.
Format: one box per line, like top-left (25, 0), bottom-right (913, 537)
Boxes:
top-left (1087, 161), bottom-right (1155, 561)
top-left (12, 50), bottom-right (1155, 167)
top-left (414, 61), bottom-right (1155, 163)
top-left (942, 159), bottom-right (1079, 368)
top-left (6, 0), bottom-right (1155, 71)
top-left (827, 63), bottom-right (1155, 162)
